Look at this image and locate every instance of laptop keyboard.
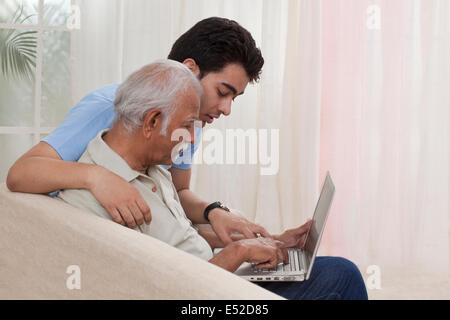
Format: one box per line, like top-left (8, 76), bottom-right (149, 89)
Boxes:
top-left (251, 249), bottom-right (304, 273)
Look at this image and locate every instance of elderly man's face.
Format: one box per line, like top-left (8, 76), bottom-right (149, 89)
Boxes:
top-left (149, 86), bottom-right (200, 165)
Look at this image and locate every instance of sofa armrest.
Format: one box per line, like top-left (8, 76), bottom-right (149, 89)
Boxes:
top-left (0, 184), bottom-right (283, 299)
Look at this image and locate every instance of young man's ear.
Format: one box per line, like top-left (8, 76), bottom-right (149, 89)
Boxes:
top-left (142, 109), bottom-right (162, 138)
top-left (182, 58), bottom-right (200, 77)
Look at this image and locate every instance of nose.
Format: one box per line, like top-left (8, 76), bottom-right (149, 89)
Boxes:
top-left (218, 99), bottom-right (232, 116)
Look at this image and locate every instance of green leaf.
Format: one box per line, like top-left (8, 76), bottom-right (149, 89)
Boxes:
top-left (0, 3), bottom-right (37, 80)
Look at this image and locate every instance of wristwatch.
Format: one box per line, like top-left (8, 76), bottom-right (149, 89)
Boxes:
top-left (203, 201), bottom-right (230, 222)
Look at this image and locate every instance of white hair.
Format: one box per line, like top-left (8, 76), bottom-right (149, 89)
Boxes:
top-left (113, 59), bottom-right (202, 134)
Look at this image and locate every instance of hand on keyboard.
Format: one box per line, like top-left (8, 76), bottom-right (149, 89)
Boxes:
top-left (272, 219), bottom-right (312, 249)
top-left (239, 237), bottom-right (289, 269)
top-left (251, 249), bottom-right (303, 273)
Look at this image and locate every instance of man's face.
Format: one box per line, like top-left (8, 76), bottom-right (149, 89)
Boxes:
top-left (149, 86), bottom-right (200, 165)
top-left (197, 63), bottom-right (250, 126)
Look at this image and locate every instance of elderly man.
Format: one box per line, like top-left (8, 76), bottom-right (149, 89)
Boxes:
top-left (56, 60), bottom-right (368, 299)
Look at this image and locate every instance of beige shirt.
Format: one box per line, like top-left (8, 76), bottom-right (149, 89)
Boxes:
top-left (57, 130), bottom-right (213, 261)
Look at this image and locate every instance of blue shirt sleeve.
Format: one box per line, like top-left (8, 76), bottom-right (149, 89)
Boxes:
top-left (42, 83), bottom-right (120, 161)
top-left (170, 126), bottom-right (202, 170)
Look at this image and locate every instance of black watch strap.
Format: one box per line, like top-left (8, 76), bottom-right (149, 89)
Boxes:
top-left (204, 201), bottom-right (230, 222)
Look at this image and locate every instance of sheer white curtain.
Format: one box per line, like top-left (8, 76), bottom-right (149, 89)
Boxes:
top-left (319, 0), bottom-right (449, 278)
top-left (70, 0), bottom-right (448, 279)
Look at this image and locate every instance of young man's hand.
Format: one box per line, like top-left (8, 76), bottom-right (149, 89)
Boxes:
top-left (273, 220), bottom-right (312, 249)
top-left (88, 165), bottom-right (152, 228)
top-left (208, 208), bottom-right (271, 245)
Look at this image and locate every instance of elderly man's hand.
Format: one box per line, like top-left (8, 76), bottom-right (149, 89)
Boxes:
top-left (208, 208), bottom-right (271, 245)
top-left (240, 237), bottom-right (289, 269)
top-left (208, 236), bottom-right (288, 272)
top-left (88, 165), bottom-right (152, 228)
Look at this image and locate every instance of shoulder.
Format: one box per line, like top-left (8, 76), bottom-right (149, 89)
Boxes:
top-left (56, 145), bottom-right (110, 221)
top-left (73, 83), bottom-right (120, 112)
top-left (86, 83), bottom-right (120, 101)
top-left (41, 84), bottom-right (120, 161)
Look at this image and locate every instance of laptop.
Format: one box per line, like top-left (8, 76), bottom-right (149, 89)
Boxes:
top-left (233, 171), bottom-right (335, 282)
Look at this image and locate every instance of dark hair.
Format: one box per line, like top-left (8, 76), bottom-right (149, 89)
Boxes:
top-left (168, 17), bottom-right (264, 83)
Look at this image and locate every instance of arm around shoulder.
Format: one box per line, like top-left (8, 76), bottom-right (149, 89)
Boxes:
top-left (6, 141), bottom-right (95, 194)
top-left (6, 141), bottom-right (152, 228)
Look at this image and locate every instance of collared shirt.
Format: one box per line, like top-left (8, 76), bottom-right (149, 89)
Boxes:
top-left (42, 83), bottom-right (202, 170)
top-left (57, 130), bottom-right (213, 261)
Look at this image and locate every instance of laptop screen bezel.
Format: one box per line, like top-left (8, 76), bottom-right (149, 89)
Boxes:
top-left (302, 172), bottom-right (335, 280)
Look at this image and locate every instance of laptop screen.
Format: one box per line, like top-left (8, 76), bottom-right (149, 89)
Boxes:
top-left (303, 172), bottom-right (335, 280)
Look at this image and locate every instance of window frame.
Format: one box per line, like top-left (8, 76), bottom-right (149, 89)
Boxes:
top-left (0, 0), bottom-right (72, 144)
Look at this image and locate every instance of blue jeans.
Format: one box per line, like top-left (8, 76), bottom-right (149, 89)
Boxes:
top-left (257, 256), bottom-right (368, 300)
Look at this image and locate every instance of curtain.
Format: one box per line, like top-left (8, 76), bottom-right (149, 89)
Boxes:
top-left (70, 0), bottom-right (449, 279)
top-left (319, 0), bottom-right (449, 277)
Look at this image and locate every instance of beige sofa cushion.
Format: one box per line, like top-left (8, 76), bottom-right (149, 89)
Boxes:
top-left (0, 184), bottom-right (282, 300)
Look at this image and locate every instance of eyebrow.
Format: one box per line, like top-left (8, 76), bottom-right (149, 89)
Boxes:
top-left (220, 82), bottom-right (244, 96)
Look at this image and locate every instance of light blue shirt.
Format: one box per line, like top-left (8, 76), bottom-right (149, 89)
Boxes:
top-left (42, 83), bottom-right (202, 171)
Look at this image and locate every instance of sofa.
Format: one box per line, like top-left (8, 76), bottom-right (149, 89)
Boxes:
top-left (0, 184), bottom-right (283, 300)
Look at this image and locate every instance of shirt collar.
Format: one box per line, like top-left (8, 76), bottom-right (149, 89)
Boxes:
top-left (87, 129), bottom-right (141, 182)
